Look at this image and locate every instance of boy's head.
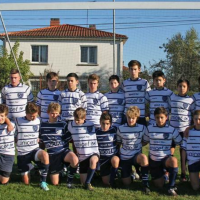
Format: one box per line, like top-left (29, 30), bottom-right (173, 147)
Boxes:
top-left (25, 102), bottom-right (38, 121)
top-left (177, 79), bottom-right (190, 96)
top-left (73, 107), bottom-right (86, 125)
top-left (0, 104), bottom-right (8, 124)
top-left (154, 107), bottom-right (168, 127)
top-left (126, 106), bottom-right (140, 126)
top-left (88, 74), bottom-right (99, 92)
top-left (128, 60), bottom-right (141, 79)
top-left (100, 113), bottom-right (112, 131)
top-left (193, 110), bottom-right (200, 127)
top-left (10, 69), bottom-right (20, 87)
top-left (109, 75), bottom-right (120, 91)
top-left (66, 73), bottom-right (79, 91)
top-left (47, 103), bottom-right (61, 120)
top-left (46, 72), bottom-right (59, 90)
top-left (152, 70), bottom-right (166, 89)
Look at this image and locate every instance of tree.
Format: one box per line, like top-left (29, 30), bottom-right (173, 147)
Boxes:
top-left (0, 42), bottom-right (33, 90)
top-left (151, 28), bottom-right (200, 91)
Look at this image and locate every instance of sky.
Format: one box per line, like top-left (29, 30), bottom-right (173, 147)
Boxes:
top-left (1, 0), bottom-right (200, 71)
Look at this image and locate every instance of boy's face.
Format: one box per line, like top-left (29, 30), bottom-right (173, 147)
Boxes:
top-left (193, 115), bottom-right (200, 127)
top-left (109, 79), bottom-right (119, 91)
top-left (75, 117), bottom-right (85, 125)
top-left (47, 78), bottom-right (58, 90)
top-left (100, 119), bottom-right (111, 131)
top-left (0, 112), bottom-right (6, 124)
top-left (48, 110), bottom-right (60, 121)
top-left (26, 112), bottom-right (38, 121)
top-left (10, 73), bottom-right (20, 87)
top-left (177, 82), bottom-right (188, 96)
top-left (126, 116), bottom-right (137, 126)
top-left (88, 80), bottom-right (98, 92)
top-left (129, 65), bottom-right (140, 79)
top-left (67, 77), bottom-right (78, 91)
top-left (155, 113), bottom-right (167, 127)
top-left (153, 76), bottom-right (165, 89)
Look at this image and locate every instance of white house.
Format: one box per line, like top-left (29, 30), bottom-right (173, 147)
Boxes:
top-left (0, 18), bottom-right (128, 91)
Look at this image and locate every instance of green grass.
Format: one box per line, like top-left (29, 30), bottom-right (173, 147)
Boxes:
top-left (1, 146), bottom-right (200, 200)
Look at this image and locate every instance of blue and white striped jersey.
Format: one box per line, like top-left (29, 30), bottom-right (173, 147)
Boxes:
top-left (122, 78), bottom-right (151, 117)
top-left (58, 88), bottom-right (87, 121)
top-left (96, 126), bottom-right (117, 161)
top-left (169, 93), bottom-right (194, 132)
top-left (0, 122), bottom-right (15, 155)
top-left (145, 87), bottom-right (173, 124)
top-left (181, 128), bottom-right (200, 165)
top-left (117, 123), bottom-right (146, 160)
top-left (15, 117), bottom-right (40, 156)
top-left (104, 90), bottom-right (125, 127)
top-left (86, 91), bottom-right (109, 127)
top-left (144, 123), bottom-right (182, 161)
top-left (192, 92), bottom-right (200, 111)
top-left (1, 83), bottom-right (34, 119)
top-left (40, 120), bottom-right (71, 155)
top-left (68, 120), bottom-right (99, 162)
top-left (0, 93), bottom-right (2, 104)
top-left (36, 89), bottom-right (61, 122)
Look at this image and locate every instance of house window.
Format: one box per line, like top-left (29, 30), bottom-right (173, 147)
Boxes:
top-left (81, 46), bottom-right (97, 64)
top-left (32, 45), bottom-right (48, 63)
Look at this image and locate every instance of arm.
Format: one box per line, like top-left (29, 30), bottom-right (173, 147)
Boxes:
top-left (5, 118), bottom-right (14, 132)
top-left (181, 149), bottom-right (187, 175)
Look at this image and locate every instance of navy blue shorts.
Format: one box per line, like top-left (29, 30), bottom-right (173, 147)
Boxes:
top-left (0, 154), bottom-right (14, 175)
top-left (49, 149), bottom-right (70, 174)
top-left (188, 160), bottom-right (200, 173)
top-left (120, 154), bottom-right (139, 178)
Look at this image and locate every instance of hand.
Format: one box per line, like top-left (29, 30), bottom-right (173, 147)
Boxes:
top-left (7, 123), bottom-right (14, 132)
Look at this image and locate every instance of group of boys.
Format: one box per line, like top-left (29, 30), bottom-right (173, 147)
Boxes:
top-left (0, 59), bottom-right (200, 196)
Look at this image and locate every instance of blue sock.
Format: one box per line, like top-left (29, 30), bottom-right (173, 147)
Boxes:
top-left (110, 167), bottom-right (118, 186)
top-left (168, 167), bottom-right (178, 189)
top-left (141, 166), bottom-right (149, 187)
top-left (67, 166), bottom-right (77, 184)
top-left (39, 163), bottom-right (49, 182)
top-left (85, 168), bottom-right (95, 184)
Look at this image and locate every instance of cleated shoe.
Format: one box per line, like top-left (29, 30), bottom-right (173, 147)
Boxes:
top-left (168, 188), bottom-right (178, 196)
top-left (40, 182), bottom-right (49, 191)
top-left (84, 183), bottom-right (94, 191)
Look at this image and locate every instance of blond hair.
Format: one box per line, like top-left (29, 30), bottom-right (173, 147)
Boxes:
top-left (74, 107), bottom-right (86, 119)
top-left (126, 106), bottom-right (140, 118)
top-left (88, 74), bottom-right (100, 83)
top-left (47, 103), bottom-right (61, 114)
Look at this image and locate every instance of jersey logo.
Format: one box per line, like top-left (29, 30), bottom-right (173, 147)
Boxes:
top-left (183, 103), bottom-right (189, 109)
top-left (108, 135), bottom-right (113, 141)
top-left (162, 96), bottom-right (168, 102)
top-left (163, 133), bottom-right (169, 139)
top-left (117, 99), bottom-right (123, 105)
top-left (33, 125), bottom-right (39, 132)
top-left (87, 126), bottom-right (93, 133)
top-left (93, 98), bottom-right (98, 105)
top-left (137, 85), bottom-right (142, 91)
top-left (53, 95), bottom-right (59, 101)
top-left (73, 98), bottom-right (79, 105)
top-left (18, 93), bottom-right (24, 98)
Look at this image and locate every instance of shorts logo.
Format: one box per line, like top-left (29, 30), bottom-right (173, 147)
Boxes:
top-left (162, 96), bottom-right (168, 102)
top-left (53, 95), bottom-right (59, 101)
top-left (93, 98), bottom-right (98, 105)
top-left (137, 85), bottom-right (142, 91)
top-left (163, 133), bottom-right (169, 139)
top-left (18, 93), bottom-right (24, 98)
top-left (73, 98), bottom-right (79, 105)
top-left (33, 125), bottom-right (39, 132)
top-left (87, 126), bottom-right (93, 133)
top-left (117, 99), bottom-right (123, 105)
top-left (183, 103), bottom-right (189, 109)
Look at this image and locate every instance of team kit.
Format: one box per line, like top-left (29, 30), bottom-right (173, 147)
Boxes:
top-left (0, 60), bottom-right (199, 196)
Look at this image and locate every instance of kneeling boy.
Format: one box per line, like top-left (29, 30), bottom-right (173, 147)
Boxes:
top-left (15, 103), bottom-right (50, 191)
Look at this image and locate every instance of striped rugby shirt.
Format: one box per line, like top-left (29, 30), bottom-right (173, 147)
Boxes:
top-left (117, 123), bottom-right (146, 160)
top-left (86, 91), bottom-right (109, 127)
top-left (1, 83), bottom-right (34, 119)
top-left (15, 117), bottom-right (40, 156)
top-left (36, 89), bottom-right (61, 122)
top-left (0, 93), bottom-right (2, 104)
top-left (122, 78), bottom-right (151, 117)
top-left (104, 90), bottom-right (125, 127)
top-left (68, 120), bottom-right (99, 162)
top-left (192, 92), bottom-right (200, 111)
top-left (58, 88), bottom-right (87, 121)
top-left (144, 123), bottom-right (182, 161)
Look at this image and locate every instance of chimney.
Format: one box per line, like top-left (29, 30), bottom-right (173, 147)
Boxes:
top-left (50, 18), bottom-right (60, 27)
top-left (89, 24), bottom-right (96, 30)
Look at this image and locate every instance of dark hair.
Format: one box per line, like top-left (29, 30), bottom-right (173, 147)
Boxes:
top-left (152, 70), bottom-right (165, 80)
top-left (10, 69), bottom-right (19, 74)
top-left (26, 103), bottom-right (38, 114)
top-left (100, 113), bottom-right (112, 124)
top-left (177, 79), bottom-right (190, 88)
top-left (46, 72), bottom-right (59, 82)
top-left (109, 75), bottom-right (120, 83)
top-left (154, 107), bottom-right (168, 117)
top-left (66, 73), bottom-right (79, 80)
top-left (0, 104), bottom-right (8, 116)
top-left (73, 107), bottom-right (86, 119)
top-left (193, 110), bottom-right (200, 117)
top-left (128, 60), bottom-right (141, 69)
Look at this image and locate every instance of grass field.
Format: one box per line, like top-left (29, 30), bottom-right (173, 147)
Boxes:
top-left (1, 145), bottom-right (200, 200)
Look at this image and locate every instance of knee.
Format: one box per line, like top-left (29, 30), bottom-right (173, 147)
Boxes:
top-left (111, 157), bottom-right (120, 167)
top-left (71, 155), bottom-right (79, 167)
top-left (140, 154), bottom-right (148, 166)
top-left (41, 151), bottom-right (49, 162)
top-left (170, 157), bottom-right (178, 168)
top-left (90, 156), bottom-right (98, 168)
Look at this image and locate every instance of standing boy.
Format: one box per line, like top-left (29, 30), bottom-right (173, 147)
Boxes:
top-left (40, 103), bottom-right (78, 188)
top-left (122, 60), bottom-right (151, 126)
top-left (36, 72), bottom-right (61, 122)
top-left (105, 75), bottom-right (125, 127)
top-left (68, 108), bottom-right (99, 191)
top-left (15, 103), bottom-right (50, 191)
top-left (86, 74), bottom-right (109, 127)
top-left (117, 106), bottom-right (150, 194)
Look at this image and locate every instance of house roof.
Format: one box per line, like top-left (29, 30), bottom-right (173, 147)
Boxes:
top-left (0, 24), bottom-right (128, 42)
